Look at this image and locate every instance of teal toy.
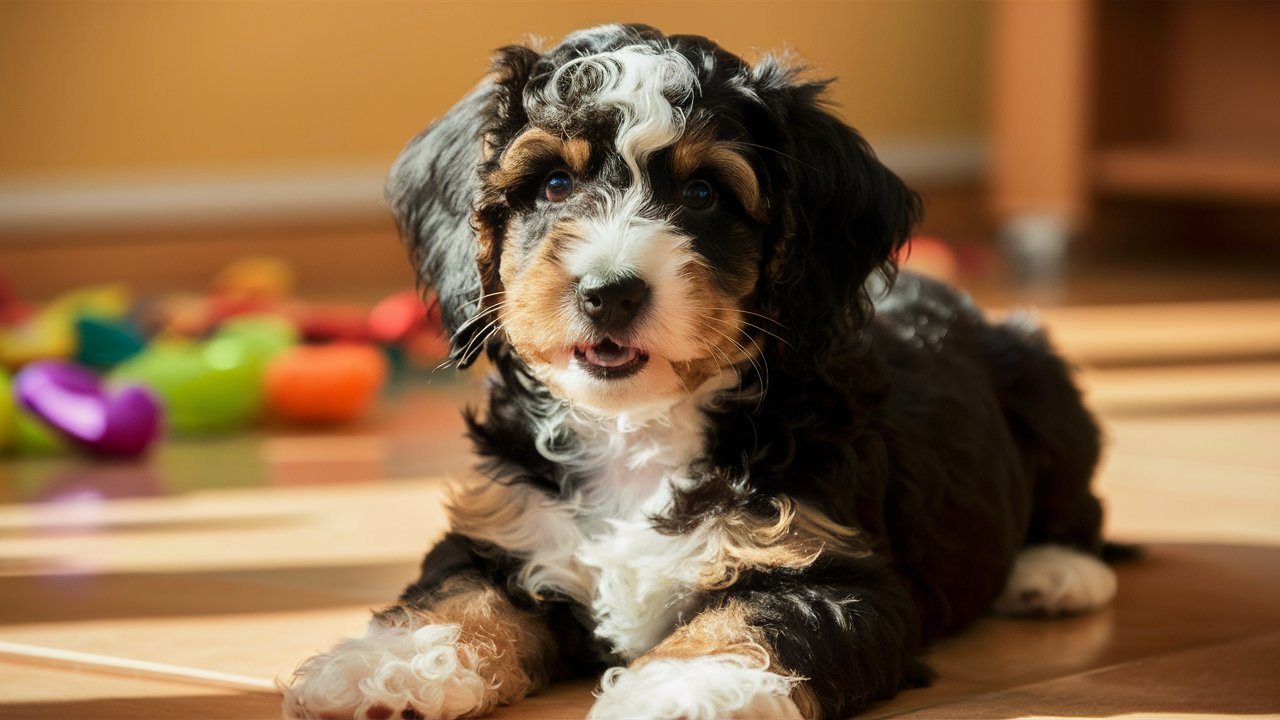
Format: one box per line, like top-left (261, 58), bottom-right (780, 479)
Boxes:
top-left (75, 316), bottom-right (146, 369)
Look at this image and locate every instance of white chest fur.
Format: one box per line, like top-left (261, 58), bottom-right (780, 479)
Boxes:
top-left (447, 377), bottom-right (735, 660)
top-left (572, 451), bottom-right (709, 660)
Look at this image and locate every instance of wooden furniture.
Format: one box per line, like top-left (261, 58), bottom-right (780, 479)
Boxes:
top-left (991, 0), bottom-right (1280, 276)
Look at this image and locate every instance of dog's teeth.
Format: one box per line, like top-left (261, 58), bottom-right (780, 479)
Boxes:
top-left (587, 343), bottom-right (638, 367)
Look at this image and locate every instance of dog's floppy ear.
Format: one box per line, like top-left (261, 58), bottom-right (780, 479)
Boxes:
top-left (748, 58), bottom-right (921, 362)
top-left (386, 45), bottom-right (540, 368)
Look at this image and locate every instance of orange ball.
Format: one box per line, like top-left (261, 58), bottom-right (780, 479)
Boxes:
top-left (265, 344), bottom-right (387, 423)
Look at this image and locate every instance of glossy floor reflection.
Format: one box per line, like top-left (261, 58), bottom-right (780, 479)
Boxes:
top-left (1, 298), bottom-right (1278, 719)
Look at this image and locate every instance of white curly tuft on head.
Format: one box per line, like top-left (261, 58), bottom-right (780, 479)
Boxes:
top-left (540, 39), bottom-right (698, 181)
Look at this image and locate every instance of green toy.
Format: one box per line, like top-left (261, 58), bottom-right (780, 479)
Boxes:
top-left (0, 369), bottom-right (13, 450)
top-left (13, 409), bottom-right (67, 454)
top-left (110, 338), bottom-right (263, 433)
top-left (3, 366), bottom-right (68, 455)
top-left (215, 314), bottom-right (299, 370)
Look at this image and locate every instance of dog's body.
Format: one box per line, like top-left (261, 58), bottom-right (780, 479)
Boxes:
top-left (283, 25), bottom-right (1115, 720)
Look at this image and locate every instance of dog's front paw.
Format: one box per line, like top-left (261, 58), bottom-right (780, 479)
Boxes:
top-left (587, 656), bottom-right (803, 720)
top-left (281, 624), bottom-right (492, 720)
top-left (994, 544), bottom-right (1117, 617)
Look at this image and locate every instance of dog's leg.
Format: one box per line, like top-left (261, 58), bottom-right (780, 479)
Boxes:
top-left (281, 573), bottom-right (556, 720)
top-left (984, 313), bottom-right (1107, 553)
top-left (586, 600), bottom-right (808, 720)
top-left (993, 544), bottom-right (1117, 616)
top-left (981, 316), bottom-right (1117, 618)
top-left (588, 568), bottom-right (922, 720)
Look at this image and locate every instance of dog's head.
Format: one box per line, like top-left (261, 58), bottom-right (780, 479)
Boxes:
top-left (390, 24), bottom-right (919, 413)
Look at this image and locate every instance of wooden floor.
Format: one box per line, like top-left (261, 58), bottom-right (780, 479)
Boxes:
top-left (1, 295), bottom-right (1278, 719)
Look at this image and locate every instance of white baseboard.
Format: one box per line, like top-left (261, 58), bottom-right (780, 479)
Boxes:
top-left (0, 139), bottom-right (984, 238)
top-left (875, 138), bottom-right (988, 185)
top-left (0, 169), bottom-right (389, 238)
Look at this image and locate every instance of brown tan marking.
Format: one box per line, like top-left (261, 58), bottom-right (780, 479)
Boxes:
top-left (372, 574), bottom-right (557, 715)
top-left (499, 219), bottom-right (583, 365)
top-left (561, 137), bottom-right (591, 174)
top-left (791, 501), bottom-right (866, 549)
top-left (668, 258), bottom-right (759, 390)
top-left (488, 129), bottom-right (591, 192)
top-left (473, 214), bottom-right (505, 312)
top-left (698, 497), bottom-right (868, 592)
top-left (631, 601), bottom-right (822, 719)
top-left (670, 128), bottom-right (766, 222)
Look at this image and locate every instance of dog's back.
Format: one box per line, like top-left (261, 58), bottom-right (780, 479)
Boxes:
top-left (869, 272), bottom-right (1107, 637)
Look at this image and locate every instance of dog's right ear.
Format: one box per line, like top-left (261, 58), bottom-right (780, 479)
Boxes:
top-left (386, 45), bottom-right (540, 368)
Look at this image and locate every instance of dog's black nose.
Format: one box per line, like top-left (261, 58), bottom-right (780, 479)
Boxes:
top-left (578, 276), bottom-right (650, 333)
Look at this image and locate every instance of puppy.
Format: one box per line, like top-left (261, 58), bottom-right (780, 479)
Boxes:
top-left (282, 24), bottom-right (1115, 720)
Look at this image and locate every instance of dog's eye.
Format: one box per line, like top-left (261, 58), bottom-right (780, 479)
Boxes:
top-left (544, 171), bottom-right (574, 202)
top-left (681, 180), bottom-right (715, 210)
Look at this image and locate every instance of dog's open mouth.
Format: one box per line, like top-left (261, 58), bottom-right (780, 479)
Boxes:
top-left (573, 339), bottom-right (649, 380)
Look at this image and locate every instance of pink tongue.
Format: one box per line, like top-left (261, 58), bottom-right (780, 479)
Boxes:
top-left (585, 341), bottom-right (638, 368)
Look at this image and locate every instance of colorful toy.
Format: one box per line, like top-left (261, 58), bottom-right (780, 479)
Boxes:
top-left (265, 344), bottom-right (387, 423)
top-left (210, 256), bottom-right (296, 301)
top-left (369, 291), bottom-right (451, 366)
top-left (46, 284), bottom-right (131, 319)
top-left (5, 366), bottom-right (67, 456)
top-left (215, 314), bottom-right (299, 367)
top-left (15, 361), bottom-right (162, 457)
top-left (110, 337), bottom-right (265, 434)
top-left (146, 292), bottom-right (215, 337)
top-left (13, 410), bottom-right (67, 454)
top-left (0, 368), bottom-right (14, 450)
top-left (75, 316), bottom-right (146, 369)
top-left (0, 273), bottom-right (33, 325)
top-left (1, 284), bottom-right (133, 369)
top-left (369, 291), bottom-right (429, 344)
top-left (0, 309), bottom-right (76, 369)
top-left (151, 294), bottom-right (375, 345)
top-left (105, 315), bottom-right (294, 436)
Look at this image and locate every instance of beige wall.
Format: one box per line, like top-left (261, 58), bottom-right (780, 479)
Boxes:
top-left (0, 0), bottom-right (987, 182)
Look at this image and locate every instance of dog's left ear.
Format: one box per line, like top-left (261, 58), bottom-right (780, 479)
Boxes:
top-left (748, 59), bottom-right (922, 356)
top-left (387, 44), bottom-right (540, 368)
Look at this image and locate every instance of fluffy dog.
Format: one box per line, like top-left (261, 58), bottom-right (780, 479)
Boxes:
top-left (282, 24), bottom-right (1116, 720)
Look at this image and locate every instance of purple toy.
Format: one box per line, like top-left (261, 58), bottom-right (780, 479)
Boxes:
top-left (15, 361), bottom-right (162, 457)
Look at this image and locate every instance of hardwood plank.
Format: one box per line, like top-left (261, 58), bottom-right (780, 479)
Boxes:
top-left (0, 481), bottom-right (449, 576)
top-left (1034, 300), bottom-right (1280, 365)
top-left (892, 631), bottom-right (1280, 718)
top-left (1081, 361), bottom-right (1280, 415)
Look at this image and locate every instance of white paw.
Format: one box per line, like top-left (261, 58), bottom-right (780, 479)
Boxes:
top-left (281, 623), bottom-right (491, 720)
top-left (994, 545), bottom-right (1117, 617)
top-left (587, 655), bottom-right (803, 720)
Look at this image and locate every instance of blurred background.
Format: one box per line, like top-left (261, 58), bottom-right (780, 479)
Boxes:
top-left (2, 1), bottom-right (1278, 299)
top-left (0, 3), bottom-right (1278, 717)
